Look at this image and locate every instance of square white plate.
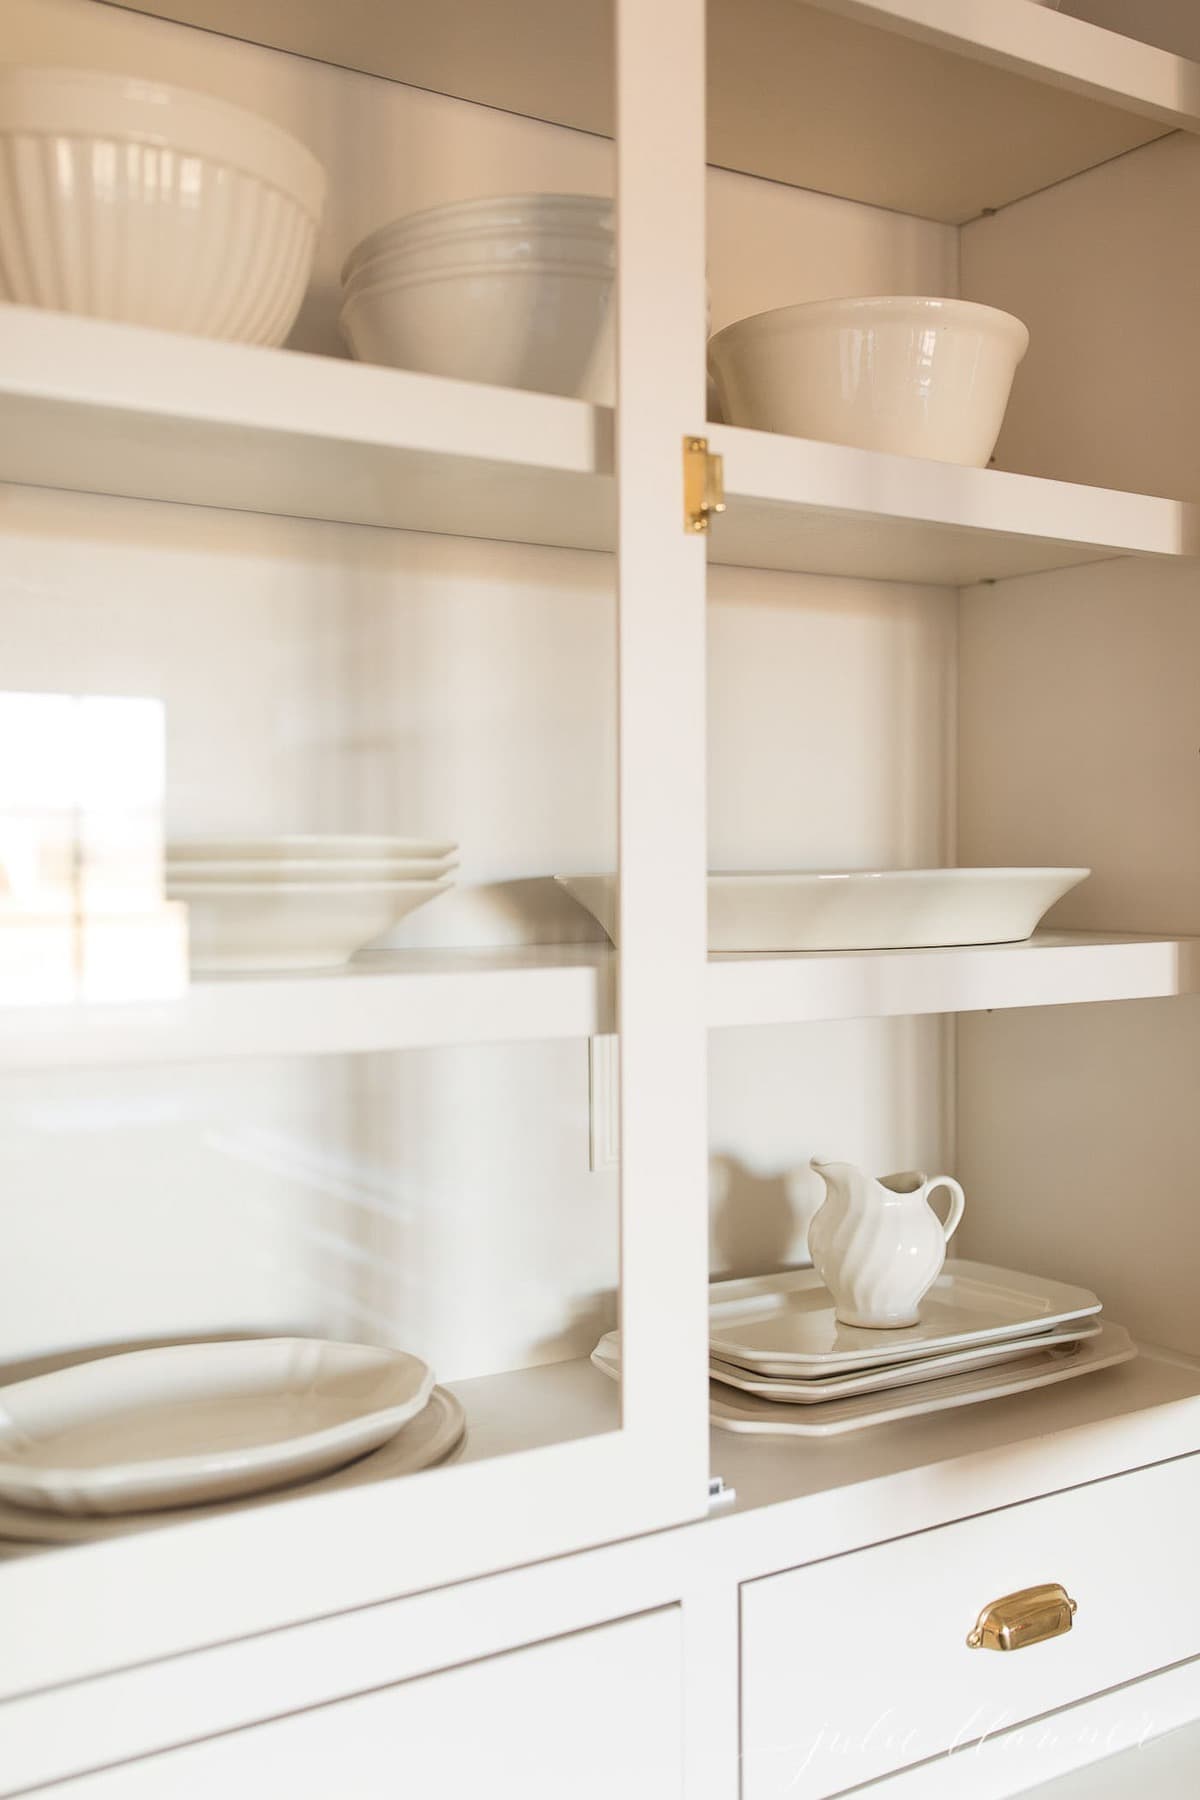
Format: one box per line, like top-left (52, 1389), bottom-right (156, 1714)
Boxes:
top-left (707, 1317), bottom-right (1102, 1401)
top-left (707, 1260), bottom-right (1101, 1375)
top-left (590, 1324), bottom-right (1135, 1436)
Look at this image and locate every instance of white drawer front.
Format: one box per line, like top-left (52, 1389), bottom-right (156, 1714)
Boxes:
top-left (741, 1454), bottom-right (1200, 1800)
top-left (43, 1609), bottom-right (682, 1800)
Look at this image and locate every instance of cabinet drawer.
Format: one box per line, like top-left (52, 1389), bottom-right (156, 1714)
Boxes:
top-left (41, 1609), bottom-right (682, 1800)
top-left (741, 1453), bottom-right (1200, 1800)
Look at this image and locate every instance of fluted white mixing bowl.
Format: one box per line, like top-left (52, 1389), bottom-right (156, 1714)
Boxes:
top-left (708, 296), bottom-right (1030, 466)
top-left (0, 66), bottom-right (326, 344)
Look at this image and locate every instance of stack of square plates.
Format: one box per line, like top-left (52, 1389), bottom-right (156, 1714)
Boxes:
top-left (166, 834), bottom-right (458, 970)
top-left (592, 1259), bottom-right (1135, 1437)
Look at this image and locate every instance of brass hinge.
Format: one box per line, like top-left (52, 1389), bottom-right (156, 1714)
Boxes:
top-left (683, 435), bottom-right (725, 535)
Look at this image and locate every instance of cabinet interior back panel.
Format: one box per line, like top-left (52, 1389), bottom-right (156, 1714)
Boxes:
top-left (956, 128), bottom-right (1200, 1345)
top-left (1, 0), bottom-right (957, 1378)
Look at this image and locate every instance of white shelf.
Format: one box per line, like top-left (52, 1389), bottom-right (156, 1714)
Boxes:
top-left (709, 424), bottom-right (1200, 586)
top-left (1, 933), bottom-right (1195, 1072)
top-left (111, 0), bottom-right (1200, 221)
top-left (0, 307), bottom-right (614, 552)
top-left (4, 309), bottom-right (1195, 587)
top-left (0, 949), bottom-right (614, 1073)
top-left (707, 931), bottom-right (1200, 1029)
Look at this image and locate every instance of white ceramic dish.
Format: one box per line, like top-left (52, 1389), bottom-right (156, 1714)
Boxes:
top-left (591, 1324), bottom-right (1135, 1436)
top-left (0, 1339), bottom-right (434, 1515)
top-left (708, 296), bottom-right (1029, 465)
top-left (555, 868), bottom-right (1088, 953)
top-left (704, 1324), bottom-right (1135, 1436)
top-left (0, 66), bottom-right (324, 343)
top-left (345, 227), bottom-right (614, 300)
top-left (342, 194), bottom-right (612, 285)
top-left (341, 266), bottom-right (613, 400)
top-left (168, 876), bottom-right (454, 970)
top-left (168, 835), bottom-right (457, 862)
top-left (167, 857), bottom-right (458, 883)
top-left (706, 1260), bottom-right (1102, 1375)
top-left (706, 1318), bottom-right (1101, 1401)
top-left (0, 1386), bottom-right (465, 1544)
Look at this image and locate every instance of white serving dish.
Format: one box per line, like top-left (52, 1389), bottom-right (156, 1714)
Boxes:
top-left (555, 867), bottom-right (1088, 953)
top-left (704, 1324), bottom-right (1135, 1436)
top-left (706, 1260), bottom-right (1102, 1375)
top-left (168, 834), bottom-right (457, 862)
top-left (168, 876), bottom-right (454, 970)
top-left (341, 193), bottom-right (612, 285)
top-left (591, 1324), bottom-right (1135, 1437)
top-left (341, 266), bottom-right (613, 400)
top-left (706, 1317), bottom-right (1101, 1401)
top-left (0, 66), bottom-right (324, 344)
top-left (167, 856), bottom-right (458, 883)
top-left (344, 227), bottom-right (614, 299)
top-left (708, 295), bottom-right (1029, 465)
top-left (0, 1339), bottom-right (434, 1515)
top-left (0, 1386), bottom-right (465, 1544)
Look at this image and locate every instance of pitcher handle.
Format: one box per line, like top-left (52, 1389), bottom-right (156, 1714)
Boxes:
top-left (927, 1175), bottom-right (965, 1244)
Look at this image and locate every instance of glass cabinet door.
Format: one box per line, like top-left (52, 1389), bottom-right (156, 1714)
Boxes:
top-left (0, 0), bottom-right (710, 1692)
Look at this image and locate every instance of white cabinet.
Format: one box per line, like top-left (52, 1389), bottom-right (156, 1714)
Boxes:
top-left (37, 1610), bottom-right (684, 1800)
top-left (741, 1455), bottom-right (1200, 1798)
top-left (3, 0), bottom-right (1200, 1791)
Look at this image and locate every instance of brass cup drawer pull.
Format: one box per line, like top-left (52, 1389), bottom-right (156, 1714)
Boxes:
top-left (966, 1583), bottom-right (1078, 1652)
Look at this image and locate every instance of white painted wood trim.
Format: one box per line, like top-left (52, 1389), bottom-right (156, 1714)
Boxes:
top-left (612, 0), bottom-right (711, 1483)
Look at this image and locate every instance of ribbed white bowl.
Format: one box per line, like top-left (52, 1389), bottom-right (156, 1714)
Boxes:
top-left (708, 296), bottom-right (1029, 466)
top-left (0, 66), bottom-right (325, 343)
top-left (341, 264), bottom-right (614, 399)
top-left (344, 228), bottom-right (615, 302)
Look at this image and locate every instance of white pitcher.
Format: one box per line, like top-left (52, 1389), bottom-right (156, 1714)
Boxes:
top-left (808, 1159), bottom-right (966, 1329)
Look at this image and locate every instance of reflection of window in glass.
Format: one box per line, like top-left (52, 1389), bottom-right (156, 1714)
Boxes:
top-left (0, 692), bottom-right (186, 1003)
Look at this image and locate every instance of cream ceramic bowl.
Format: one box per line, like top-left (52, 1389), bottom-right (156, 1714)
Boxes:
top-left (340, 192), bottom-right (614, 397)
top-left (708, 296), bottom-right (1030, 466)
top-left (0, 65), bottom-right (325, 343)
top-left (169, 877), bottom-right (454, 971)
top-left (341, 193), bottom-right (612, 286)
top-left (341, 265), bottom-right (614, 398)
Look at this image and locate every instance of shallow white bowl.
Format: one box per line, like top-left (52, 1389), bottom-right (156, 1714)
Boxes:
top-left (168, 877), bottom-right (454, 970)
top-left (341, 263), bottom-right (613, 398)
top-left (168, 834), bottom-right (457, 861)
top-left (168, 856), bottom-right (458, 883)
top-left (556, 868), bottom-right (1088, 953)
top-left (0, 65), bottom-right (325, 343)
top-left (0, 1338), bottom-right (434, 1515)
top-left (342, 193), bottom-right (611, 285)
top-left (708, 296), bottom-right (1029, 466)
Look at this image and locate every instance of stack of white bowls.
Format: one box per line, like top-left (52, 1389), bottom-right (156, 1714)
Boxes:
top-left (0, 65), bottom-right (325, 344)
top-left (167, 835), bottom-right (458, 971)
top-left (339, 194), bottom-right (614, 399)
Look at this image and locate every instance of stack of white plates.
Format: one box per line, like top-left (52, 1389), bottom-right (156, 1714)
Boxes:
top-left (167, 834), bottom-right (458, 971)
top-left (0, 1338), bottom-right (465, 1545)
top-left (592, 1260), bottom-right (1135, 1436)
top-left (339, 193), bottom-right (614, 399)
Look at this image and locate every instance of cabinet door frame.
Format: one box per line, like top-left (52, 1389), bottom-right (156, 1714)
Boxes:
top-left (0, 0), bottom-right (711, 1699)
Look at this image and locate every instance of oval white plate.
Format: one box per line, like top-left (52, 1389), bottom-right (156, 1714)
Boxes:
top-left (556, 868), bottom-right (1088, 952)
top-left (0, 1386), bottom-right (465, 1546)
top-left (0, 1338), bottom-right (434, 1515)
